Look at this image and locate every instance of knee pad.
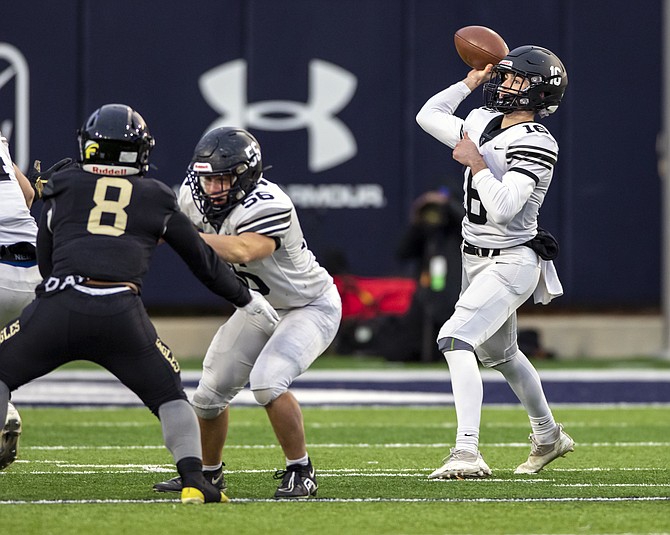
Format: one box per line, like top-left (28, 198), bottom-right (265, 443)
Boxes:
top-left (252, 386), bottom-right (285, 406)
top-left (191, 389), bottom-right (228, 419)
top-left (192, 403), bottom-right (226, 420)
top-left (437, 336), bottom-right (474, 353)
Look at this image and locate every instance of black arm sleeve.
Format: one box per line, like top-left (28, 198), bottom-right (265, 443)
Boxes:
top-left (162, 210), bottom-right (251, 307)
top-left (36, 201), bottom-right (54, 278)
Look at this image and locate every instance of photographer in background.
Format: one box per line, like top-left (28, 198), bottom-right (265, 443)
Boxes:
top-left (393, 186), bottom-right (464, 362)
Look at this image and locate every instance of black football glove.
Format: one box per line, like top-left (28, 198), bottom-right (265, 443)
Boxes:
top-left (30, 158), bottom-right (73, 198)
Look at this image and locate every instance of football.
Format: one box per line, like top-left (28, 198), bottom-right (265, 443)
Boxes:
top-left (454, 26), bottom-right (509, 70)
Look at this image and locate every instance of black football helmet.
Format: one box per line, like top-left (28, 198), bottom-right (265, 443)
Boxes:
top-left (484, 46), bottom-right (568, 117)
top-left (186, 127), bottom-right (262, 228)
top-left (78, 104), bottom-right (155, 176)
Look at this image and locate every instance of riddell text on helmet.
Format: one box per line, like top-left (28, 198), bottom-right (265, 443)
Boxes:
top-left (90, 165), bottom-right (130, 175)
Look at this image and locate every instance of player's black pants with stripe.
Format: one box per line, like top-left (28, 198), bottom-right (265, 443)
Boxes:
top-left (0, 287), bottom-right (187, 415)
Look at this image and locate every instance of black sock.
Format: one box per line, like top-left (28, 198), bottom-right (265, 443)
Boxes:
top-left (177, 457), bottom-right (203, 488)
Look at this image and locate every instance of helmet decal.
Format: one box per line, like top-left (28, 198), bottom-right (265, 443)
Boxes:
top-left (192, 162), bottom-right (213, 172)
top-left (84, 141), bottom-right (99, 160)
top-left (245, 142), bottom-right (261, 167)
top-left (119, 151), bottom-right (138, 163)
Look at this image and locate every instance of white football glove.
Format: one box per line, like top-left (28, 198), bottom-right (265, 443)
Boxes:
top-left (241, 290), bottom-right (280, 333)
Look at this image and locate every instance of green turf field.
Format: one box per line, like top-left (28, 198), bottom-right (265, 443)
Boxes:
top-left (1, 405), bottom-right (668, 534)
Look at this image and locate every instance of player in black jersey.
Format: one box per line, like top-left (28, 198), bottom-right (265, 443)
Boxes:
top-left (0, 104), bottom-right (279, 504)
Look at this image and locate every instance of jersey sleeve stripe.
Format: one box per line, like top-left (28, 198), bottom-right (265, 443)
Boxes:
top-left (507, 145), bottom-right (557, 169)
top-left (507, 153), bottom-right (554, 171)
top-left (237, 209), bottom-right (292, 235)
top-left (508, 166), bottom-right (540, 184)
top-left (243, 220), bottom-right (291, 235)
top-left (509, 144), bottom-right (557, 157)
top-left (508, 145), bottom-right (558, 162)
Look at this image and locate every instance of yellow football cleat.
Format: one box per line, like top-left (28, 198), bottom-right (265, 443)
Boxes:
top-left (181, 487), bottom-right (230, 504)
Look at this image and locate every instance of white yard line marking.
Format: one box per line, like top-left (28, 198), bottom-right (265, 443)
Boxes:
top-left (3, 465), bottom-right (667, 477)
top-left (552, 483), bottom-right (670, 487)
top-left (1, 496), bottom-right (668, 505)
top-left (309, 421), bottom-right (647, 429)
top-left (20, 441), bottom-right (670, 451)
top-left (29, 420), bottom-right (658, 430)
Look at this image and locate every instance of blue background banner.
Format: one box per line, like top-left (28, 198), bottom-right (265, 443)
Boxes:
top-left (1, 1), bottom-right (661, 310)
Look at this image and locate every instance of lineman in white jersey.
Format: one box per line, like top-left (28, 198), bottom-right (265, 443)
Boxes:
top-left (0, 132), bottom-right (40, 469)
top-left (416, 46), bottom-right (574, 479)
top-left (153, 127), bottom-right (341, 499)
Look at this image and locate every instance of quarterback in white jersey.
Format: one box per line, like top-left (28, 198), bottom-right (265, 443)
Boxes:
top-left (416, 46), bottom-right (574, 479)
top-left (0, 132), bottom-right (39, 470)
top-left (154, 127), bottom-right (341, 499)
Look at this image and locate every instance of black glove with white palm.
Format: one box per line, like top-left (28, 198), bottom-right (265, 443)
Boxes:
top-left (241, 290), bottom-right (280, 334)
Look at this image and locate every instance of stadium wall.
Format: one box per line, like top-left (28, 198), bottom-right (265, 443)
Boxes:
top-left (152, 313), bottom-right (664, 361)
top-left (1, 1), bottom-right (662, 311)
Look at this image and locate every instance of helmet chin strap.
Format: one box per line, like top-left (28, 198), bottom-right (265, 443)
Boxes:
top-left (203, 187), bottom-right (243, 231)
top-left (203, 205), bottom-right (233, 233)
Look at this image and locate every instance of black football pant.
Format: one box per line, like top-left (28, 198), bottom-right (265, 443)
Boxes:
top-left (0, 288), bottom-right (187, 415)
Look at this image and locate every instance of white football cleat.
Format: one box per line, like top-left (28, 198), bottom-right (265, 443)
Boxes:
top-left (428, 448), bottom-right (492, 479)
top-left (515, 423), bottom-right (574, 474)
top-left (0, 402), bottom-right (22, 470)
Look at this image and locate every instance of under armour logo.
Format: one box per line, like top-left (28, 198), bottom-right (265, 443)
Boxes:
top-left (199, 59), bottom-right (357, 172)
top-left (0, 43), bottom-right (29, 170)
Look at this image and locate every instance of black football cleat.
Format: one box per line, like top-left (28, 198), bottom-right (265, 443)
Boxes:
top-left (154, 465), bottom-right (226, 493)
top-left (273, 459), bottom-right (318, 499)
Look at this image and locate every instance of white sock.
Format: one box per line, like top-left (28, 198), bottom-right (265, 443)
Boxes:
top-left (203, 463), bottom-right (222, 472)
top-left (529, 415), bottom-right (559, 444)
top-left (286, 454), bottom-right (309, 467)
top-left (494, 350), bottom-right (557, 443)
top-left (455, 426), bottom-right (480, 454)
top-left (444, 349), bottom-right (483, 454)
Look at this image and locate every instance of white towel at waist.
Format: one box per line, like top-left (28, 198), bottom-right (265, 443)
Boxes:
top-left (533, 259), bottom-right (563, 305)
